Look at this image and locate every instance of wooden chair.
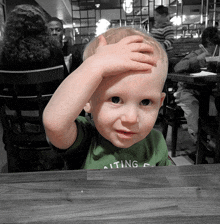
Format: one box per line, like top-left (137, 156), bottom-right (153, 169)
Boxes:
top-left (0, 65), bottom-right (65, 172)
top-left (161, 79), bottom-right (187, 157)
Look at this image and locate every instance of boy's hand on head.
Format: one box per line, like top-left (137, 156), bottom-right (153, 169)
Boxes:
top-left (92, 35), bottom-right (157, 78)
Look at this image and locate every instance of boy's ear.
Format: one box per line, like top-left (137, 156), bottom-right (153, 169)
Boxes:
top-left (84, 102), bottom-right (92, 113)
top-left (160, 92), bottom-right (166, 107)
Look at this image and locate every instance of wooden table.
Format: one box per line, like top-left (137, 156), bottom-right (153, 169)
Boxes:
top-left (167, 72), bottom-right (218, 116)
top-left (168, 72), bottom-right (219, 84)
top-left (167, 73), bottom-right (220, 163)
top-left (1, 164), bottom-right (220, 223)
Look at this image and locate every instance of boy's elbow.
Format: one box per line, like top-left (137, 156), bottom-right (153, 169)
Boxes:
top-left (174, 63), bottom-right (186, 73)
top-left (43, 111), bottom-right (76, 149)
top-left (43, 110), bottom-right (60, 134)
top-left (174, 65), bottom-right (180, 73)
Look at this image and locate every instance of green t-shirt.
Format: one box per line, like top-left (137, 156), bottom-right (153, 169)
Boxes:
top-left (63, 116), bottom-right (172, 170)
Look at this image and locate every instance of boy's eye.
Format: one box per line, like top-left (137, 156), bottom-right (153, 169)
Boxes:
top-left (141, 99), bottom-right (151, 106)
top-left (111, 96), bottom-right (121, 104)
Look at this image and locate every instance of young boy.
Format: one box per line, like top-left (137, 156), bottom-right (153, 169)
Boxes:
top-left (43, 27), bottom-right (171, 169)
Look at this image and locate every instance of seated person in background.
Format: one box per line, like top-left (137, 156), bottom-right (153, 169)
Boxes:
top-left (47, 17), bottom-right (74, 73)
top-left (0, 4), bottom-right (68, 171)
top-left (47, 17), bottom-right (64, 52)
top-left (151, 5), bottom-right (174, 56)
top-left (43, 26), bottom-right (172, 170)
top-left (0, 4), bottom-right (68, 81)
top-left (174, 27), bottom-right (220, 143)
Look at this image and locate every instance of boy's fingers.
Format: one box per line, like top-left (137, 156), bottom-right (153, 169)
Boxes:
top-left (129, 43), bottom-right (154, 53)
top-left (131, 53), bottom-right (157, 66)
top-left (120, 35), bottom-right (144, 44)
top-left (131, 61), bottom-right (153, 71)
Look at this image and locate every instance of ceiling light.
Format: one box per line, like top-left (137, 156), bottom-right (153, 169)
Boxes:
top-left (123, 0), bottom-right (133, 14)
top-left (96, 19), bottom-right (110, 36)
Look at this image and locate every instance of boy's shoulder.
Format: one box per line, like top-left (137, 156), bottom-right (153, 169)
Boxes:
top-left (144, 128), bottom-right (168, 157)
top-left (76, 115), bottom-right (90, 123)
top-left (146, 128), bottom-right (165, 141)
top-left (75, 115), bottom-right (96, 137)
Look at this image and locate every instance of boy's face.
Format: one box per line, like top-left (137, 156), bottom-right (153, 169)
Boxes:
top-left (85, 61), bottom-right (166, 148)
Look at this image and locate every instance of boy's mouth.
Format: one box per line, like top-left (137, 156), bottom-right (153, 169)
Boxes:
top-left (116, 130), bottom-right (136, 138)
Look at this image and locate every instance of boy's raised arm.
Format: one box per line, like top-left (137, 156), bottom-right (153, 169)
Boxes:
top-left (43, 35), bottom-right (156, 149)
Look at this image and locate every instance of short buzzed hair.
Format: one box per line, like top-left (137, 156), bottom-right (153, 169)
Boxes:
top-left (83, 26), bottom-right (167, 62)
top-left (83, 26), bottom-right (168, 84)
top-left (202, 26), bottom-right (220, 47)
top-left (155, 5), bottom-right (169, 16)
top-left (48, 17), bottom-right (63, 29)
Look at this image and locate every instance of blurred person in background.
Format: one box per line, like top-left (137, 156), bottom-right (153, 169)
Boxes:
top-left (174, 27), bottom-right (220, 144)
top-left (0, 4), bottom-right (68, 170)
top-left (151, 5), bottom-right (174, 57)
top-left (47, 17), bottom-right (76, 72)
top-left (47, 17), bottom-right (64, 50)
top-left (0, 4), bottom-right (68, 76)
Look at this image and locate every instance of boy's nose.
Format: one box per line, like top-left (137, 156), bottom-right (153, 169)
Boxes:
top-left (121, 107), bottom-right (139, 124)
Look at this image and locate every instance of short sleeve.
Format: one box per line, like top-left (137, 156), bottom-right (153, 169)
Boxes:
top-left (61, 116), bottom-right (96, 170)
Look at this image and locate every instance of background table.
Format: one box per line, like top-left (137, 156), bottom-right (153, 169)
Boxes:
top-left (167, 73), bottom-right (218, 117)
top-left (167, 73), bottom-right (219, 85)
top-left (1, 164), bottom-right (220, 223)
top-left (167, 73), bottom-right (220, 163)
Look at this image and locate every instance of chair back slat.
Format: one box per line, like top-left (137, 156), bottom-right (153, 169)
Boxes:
top-left (0, 65), bottom-right (64, 85)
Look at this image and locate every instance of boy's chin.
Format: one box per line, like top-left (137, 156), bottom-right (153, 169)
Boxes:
top-left (103, 132), bottom-right (145, 149)
top-left (110, 140), bottom-right (137, 149)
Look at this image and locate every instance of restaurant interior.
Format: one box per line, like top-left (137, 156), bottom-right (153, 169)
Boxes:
top-left (0, 0), bottom-right (219, 172)
top-left (2, 0), bottom-right (220, 48)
